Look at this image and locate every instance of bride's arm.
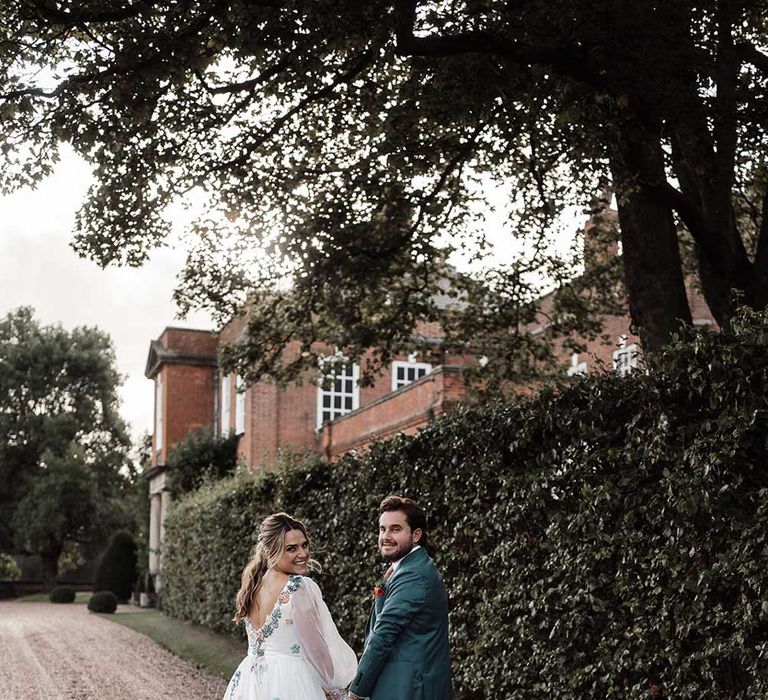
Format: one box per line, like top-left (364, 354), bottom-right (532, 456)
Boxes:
top-left (292, 577), bottom-right (357, 690)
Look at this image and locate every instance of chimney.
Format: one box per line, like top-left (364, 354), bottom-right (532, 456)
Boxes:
top-left (583, 184), bottom-right (619, 270)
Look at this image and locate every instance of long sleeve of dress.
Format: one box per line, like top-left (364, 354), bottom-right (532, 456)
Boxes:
top-left (293, 576), bottom-right (357, 692)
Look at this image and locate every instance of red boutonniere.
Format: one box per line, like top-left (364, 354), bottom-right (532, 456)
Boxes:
top-left (373, 586), bottom-right (385, 598)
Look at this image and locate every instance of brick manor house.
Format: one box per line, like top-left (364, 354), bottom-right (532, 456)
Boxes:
top-left (144, 212), bottom-right (715, 591)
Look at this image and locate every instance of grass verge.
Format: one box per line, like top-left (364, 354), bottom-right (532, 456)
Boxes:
top-left (98, 609), bottom-right (243, 680)
top-left (18, 591), bottom-right (91, 603)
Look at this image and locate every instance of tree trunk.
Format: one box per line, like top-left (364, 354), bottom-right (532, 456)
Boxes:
top-left (611, 125), bottom-right (692, 351)
top-left (667, 74), bottom-right (755, 326)
top-left (40, 547), bottom-right (61, 592)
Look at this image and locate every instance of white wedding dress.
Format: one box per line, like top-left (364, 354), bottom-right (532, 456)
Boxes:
top-left (224, 575), bottom-right (357, 700)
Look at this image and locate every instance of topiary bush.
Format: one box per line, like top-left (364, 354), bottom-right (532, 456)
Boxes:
top-left (88, 590), bottom-right (118, 613)
top-left (49, 585), bottom-right (76, 603)
top-left (93, 530), bottom-right (137, 602)
top-left (161, 307), bottom-right (768, 698)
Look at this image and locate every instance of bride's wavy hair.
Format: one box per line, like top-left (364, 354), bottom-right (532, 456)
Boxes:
top-left (233, 512), bottom-right (320, 623)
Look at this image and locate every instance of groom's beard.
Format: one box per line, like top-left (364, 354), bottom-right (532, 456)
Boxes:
top-left (380, 538), bottom-right (414, 563)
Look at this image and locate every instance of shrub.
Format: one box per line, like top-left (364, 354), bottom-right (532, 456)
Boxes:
top-left (161, 307), bottom-right (768, 698)
top-left (88, 590), bottom-right (118, 613)
top-left (93, 530), bottom-right (137, 602)
top-left (165, 427), bottom-right (238, 495)
top-left (49, 585), bottom-right (76, 603)
top-left (0, 553), bottom-right (21, 581)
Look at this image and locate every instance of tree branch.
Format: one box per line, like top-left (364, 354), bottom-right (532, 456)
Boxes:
top-left (24, 0), bottom-right (155, 26)
top-left (197, 51), bottom-right (298, 96)
top-left (652, 180), bottom-right (727, 274)
top-left (216, 46), bottom-right (377, 172)
top-left (392, 0), bottom-right (607, 91)
top-left (3, 1), bottom-right (227, 103)
top-left (736, 42), bottom-right (768, 75)
top-left (404, 108), bottom-right (496, 244)
top-left (714, 3), bottom-right (738, 191)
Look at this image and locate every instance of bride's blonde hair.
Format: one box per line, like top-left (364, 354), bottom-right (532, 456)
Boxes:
top-left (233, 512), bottom-right (319, 623)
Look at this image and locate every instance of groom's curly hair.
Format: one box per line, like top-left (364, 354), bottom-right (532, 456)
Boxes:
top-left (379, 495), bottom-right (435, 556)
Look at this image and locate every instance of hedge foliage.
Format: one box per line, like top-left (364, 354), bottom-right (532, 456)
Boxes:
top-left (162, 308), bottom-right (768, 698)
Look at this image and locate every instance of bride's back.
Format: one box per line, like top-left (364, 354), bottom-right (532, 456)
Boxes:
top-left (249, 570), bottom-right (289, 628)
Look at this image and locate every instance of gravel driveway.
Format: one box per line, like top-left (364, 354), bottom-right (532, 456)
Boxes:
top-left (0, 600), bottom-right (227, 699)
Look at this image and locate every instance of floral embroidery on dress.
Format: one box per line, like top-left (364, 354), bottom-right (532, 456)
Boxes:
top-left (290, 643), bottom-right (300, 654)
top-left (249, 576), bottom-right (303, 658)
top-left (229, 669), bottom-right (241, 698)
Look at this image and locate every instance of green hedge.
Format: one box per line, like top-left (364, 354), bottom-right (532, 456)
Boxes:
top-left (162, 308), bottom-right (768, 698)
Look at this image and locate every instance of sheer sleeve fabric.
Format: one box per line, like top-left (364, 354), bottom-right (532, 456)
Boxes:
top-left (292, 576), bottom-right (357, 692)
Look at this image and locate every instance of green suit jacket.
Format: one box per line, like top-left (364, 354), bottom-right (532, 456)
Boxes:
top-left (349, 547), bottom-right (453, 700)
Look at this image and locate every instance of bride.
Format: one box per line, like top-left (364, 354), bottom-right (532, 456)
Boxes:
top-left (224, 512), bottom-right (357, 700)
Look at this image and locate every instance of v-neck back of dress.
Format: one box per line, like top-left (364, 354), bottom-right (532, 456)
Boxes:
top-left (248, 575), bottom-right (290, 630)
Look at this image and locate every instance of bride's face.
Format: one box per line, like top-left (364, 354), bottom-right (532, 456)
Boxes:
top-left (275, 529), bottom-right (310, 576)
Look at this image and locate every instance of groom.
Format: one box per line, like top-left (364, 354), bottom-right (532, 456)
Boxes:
top-left (348, 495), bottom-right (452, 700)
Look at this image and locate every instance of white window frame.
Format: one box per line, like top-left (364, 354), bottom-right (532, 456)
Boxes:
top-left (567, 353), bottom-right (588, 377)
top-left (154, 374), bottom-right (164, 453)
top-left (220, 373), bottom-right (231, 435)
top-left (391, 360), bottom-right (433, 391)
top-left (235, 375), bottom-right (246, 436)
top-left (316, 362), bottom-right (360, 430)
top-left (613, 340), bottom-right (638, 377)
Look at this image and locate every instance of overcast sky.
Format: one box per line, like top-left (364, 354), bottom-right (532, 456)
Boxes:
top-left (0, 147), bottom-right (211, 442)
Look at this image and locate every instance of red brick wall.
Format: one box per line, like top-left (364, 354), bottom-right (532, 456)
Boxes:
top-left (234, 338), bottom-right (473, 469)
top-left (322, 366), bottom-right (469, 459)
top-left (240, 380), bottom-right (320, 469)
top-left (153, 363), bottom-right (216, 465)
top-left (149, 327), bottom-right (218, 466)
top-left (159, 327), bottom-right (218, 357)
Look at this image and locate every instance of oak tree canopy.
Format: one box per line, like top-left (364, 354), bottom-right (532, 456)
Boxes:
top-left (2, 1), bottom-right (767, 384)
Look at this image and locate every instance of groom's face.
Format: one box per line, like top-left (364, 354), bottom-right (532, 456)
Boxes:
top-left (378, 510), bottom-right (422, 562)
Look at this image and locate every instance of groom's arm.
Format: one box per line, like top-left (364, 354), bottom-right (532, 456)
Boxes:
top-left (348, 569), bottom-right (425, 698)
